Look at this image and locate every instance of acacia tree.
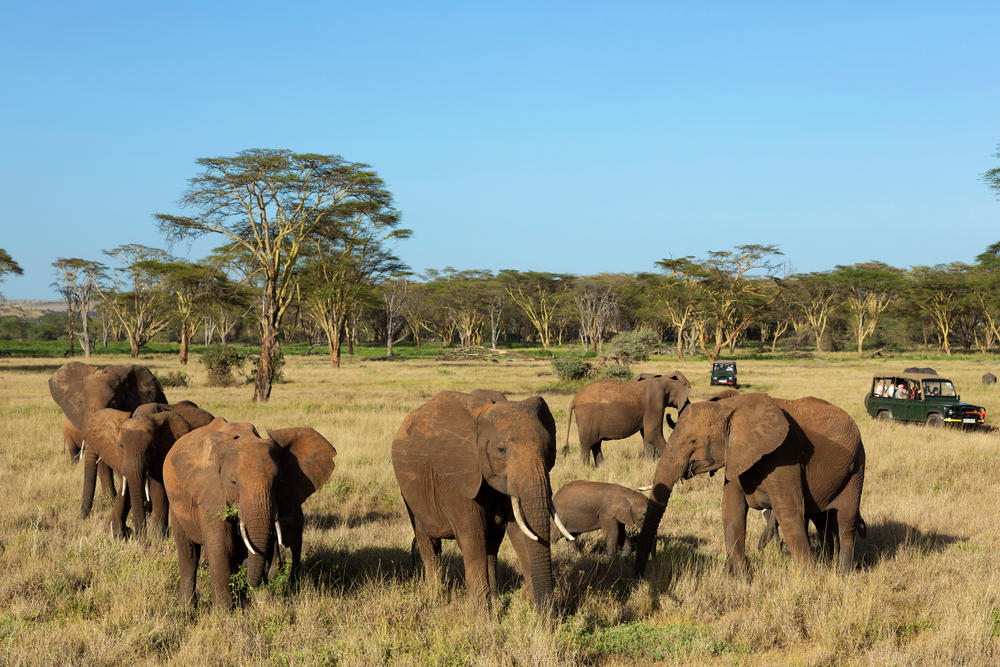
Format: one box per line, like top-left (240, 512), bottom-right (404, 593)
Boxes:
top-left (785, 272), bottom-right (843, 352)
top-left (572, 276), bottom-right (620, 352)
top-left (146, 260), bottom-right (234, 364)
top-left (907, 264), bottom-right (970, 356)
top-left (158, 149), bottom-right (402, 399)
top-left (52, 258), bottom-right (106, 357)
top-left (95, 244), bottom-right (172, 358)
top-left (652, 258), bottom-right (706, 361)
top-left (381, 277), bottom-right (410, 356)
top-left (973, 242), bottom-right (1000, 351)
top-left (502, 271), bottom-right (572, 349)
top-left (0, 249), bottom-right (22, 298)
top-left (833, 262), bottom-right (904, 356)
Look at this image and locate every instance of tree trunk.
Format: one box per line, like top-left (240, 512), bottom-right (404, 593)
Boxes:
top-left (128, 331), bottom-right (140, 358)
top-left (254, 326), bottom-right (277, 402)
top-left (179, 328), bottom-right (190, 365)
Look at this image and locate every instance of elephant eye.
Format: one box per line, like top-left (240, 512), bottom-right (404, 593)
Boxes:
top-left (495, 445), bottom-right (507, 455)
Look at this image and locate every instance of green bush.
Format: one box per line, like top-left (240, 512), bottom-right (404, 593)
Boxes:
top-left (599, 363), bottom-right (634, 381)
top-left (154, 370), bottom-right (189, 387)
top-left (200, 346), bottom-right (246, 387)
top-left (552, 357), bottom-right (592, 381)
top-left (607, 329), bottom-right (659, 364)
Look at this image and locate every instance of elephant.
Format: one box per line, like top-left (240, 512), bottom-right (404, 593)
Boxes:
top-left (983, 373), bottom-right (997, 386)
top-left (391, 391), bottom-right (572, 609)
top-left (635, 392), bottom-right (865, 577)
top-left (757, 508), bottom-right (867, 558)
top-left (565, 371), bottom-right (691, 466)
top-left (82, 406), bottom-right (203, 537)
top-left (49, 362), bottom-right (168, 432)
top-left (549, 480), bottom-right (648, 556)
top-left (163, 418), bottom-right (337, 609)
top-left (131, 400), bottom-right (215, 429)
top-left (469, 388), bottom-right (507, 403)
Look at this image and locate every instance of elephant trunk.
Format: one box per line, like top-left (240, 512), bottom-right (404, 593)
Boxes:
top-left (635, 452), bottom-right (689, 577)
top-left (124, 448), bottom-right (147, 537)
top-left (512, 468), bottom-right (555, 608)
top-left (240, 488), bottom-right (275, 587)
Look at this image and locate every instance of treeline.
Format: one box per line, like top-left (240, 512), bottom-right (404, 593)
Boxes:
top-left (7, 240), bottom-right (1000, 367)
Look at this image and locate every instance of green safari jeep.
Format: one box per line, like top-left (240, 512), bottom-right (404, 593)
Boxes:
top-left (710, 361), bottom-right (738, 388)
top-left (865, 373), bottom-right (986, 426)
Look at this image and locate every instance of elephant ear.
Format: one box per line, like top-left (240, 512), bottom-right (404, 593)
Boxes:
top-left (123, 365), bottom-right (168, 407)
top-left (268, 427), bottom-right (338, 507)
top-left (392, 391), bottom-right (483, 500)
top-left (521, 395), bottom-right (557, 469)
top-left (171, 429), bottom-right (233, 516)
top-left (724, 393), bottom-right (789, 482)
top-left (668, 370), bottom-right (690, 387)
top-left (610, 498), bottom-right (639, 527)
top-left (49, 362), bottom-right (98, 431)
top-left (709, 389), bottom-right (741, 402)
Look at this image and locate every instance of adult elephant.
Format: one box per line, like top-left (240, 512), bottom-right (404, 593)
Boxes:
top-left (566, 371), bottom-right (691, 466)
top-left (392, 391), bottom-right (572, 610)
top-left (82, 406), bottom-right (205, 537)
top-left (164, 419), bottom-right (337, 609)
top-left (49, 362), bottom-right (168, 433)
top-left (983, 373), bottom-right (997, 386)
top-left (635, 392), bottom-right (865, 576)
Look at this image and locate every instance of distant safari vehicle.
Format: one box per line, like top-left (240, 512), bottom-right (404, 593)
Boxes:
top-left (865, 373), bottom-right (986, 426)
top-left (710, 361), bottom-right (738, 388)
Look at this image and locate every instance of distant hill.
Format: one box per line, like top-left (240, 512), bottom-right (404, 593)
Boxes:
top-left (0, 299), bottom-right (67, 318)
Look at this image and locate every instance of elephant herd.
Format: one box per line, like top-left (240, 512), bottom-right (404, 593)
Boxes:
top-left (47, 362), bottom-right (866, 614)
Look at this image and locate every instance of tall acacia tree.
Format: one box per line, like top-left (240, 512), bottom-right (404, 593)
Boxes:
top-left (96, 244), bottom-right (172, 358)
top-left (157, 149), bottom-right (401, 400)
top-left (52, 258), bottom-right (106, 357)
top-left (0, 249), bottom-right (22, 297)
top-left (833, 262), bottom-right (904, 356)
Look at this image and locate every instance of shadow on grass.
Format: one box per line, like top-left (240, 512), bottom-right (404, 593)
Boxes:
top-left (0, 363), bottom-right (67, 373)
top-left (855, 518), bottom-right (965, 569)
top-left (300, 542), bottom-right (523, 596)
top-left (306, 510), bottom-right (398, 531)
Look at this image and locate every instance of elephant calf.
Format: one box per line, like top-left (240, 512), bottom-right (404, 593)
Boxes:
top-left (550, 480), bottom-right (648, 556)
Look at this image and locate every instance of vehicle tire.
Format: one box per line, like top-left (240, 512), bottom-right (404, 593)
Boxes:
top-left (926, 413), bottom-right (943, 427)
top-left (876, 411), bottom-right (891, 421)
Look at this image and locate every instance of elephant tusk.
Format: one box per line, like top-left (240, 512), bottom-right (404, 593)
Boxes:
top-left (549, 500), bottom-right (575, 542)
top-left (80, 439), bottom-right (86, 455)
top-left (510, 496), bottom-right (540, 542)
top-left (275, 521), bottom-right (285, 548)
top-left (121, 477), bottom-right (127, 497)
top-left (145, 480), bottom-right (150, 503)
top-left (239, 520), bottom-right (259, 556)
top-left (636, 485), bottom-right (653, 492)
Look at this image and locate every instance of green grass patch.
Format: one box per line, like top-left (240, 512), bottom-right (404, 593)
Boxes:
top-left (568, 621), bottom-right (734, 660)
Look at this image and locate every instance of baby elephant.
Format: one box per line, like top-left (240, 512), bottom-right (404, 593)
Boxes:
top-left (550, 480), bottom-right (648, 556)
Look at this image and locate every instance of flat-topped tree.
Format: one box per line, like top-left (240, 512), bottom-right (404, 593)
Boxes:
top-left (157, 149), bottom-right (401, 401)
top-left (52, 258), bottom-right (107, 357)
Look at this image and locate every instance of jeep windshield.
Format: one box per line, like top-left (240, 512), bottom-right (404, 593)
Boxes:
top-left (713, 363), bottom-right (736, 372)
top-left (921, 379), bottom-right (956, 398)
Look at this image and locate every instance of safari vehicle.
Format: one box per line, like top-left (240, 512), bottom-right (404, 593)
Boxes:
top-left (710, 361), bottom-right (738, 388)
top-left (865, 373), bottom-right (986, 426)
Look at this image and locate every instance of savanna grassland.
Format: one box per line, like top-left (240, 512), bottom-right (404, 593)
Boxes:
top-left (2, 352), bottom-right (1000, 665)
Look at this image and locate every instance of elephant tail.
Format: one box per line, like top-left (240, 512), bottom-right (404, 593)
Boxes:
top-left (564, 402), bottom-right (575, 455)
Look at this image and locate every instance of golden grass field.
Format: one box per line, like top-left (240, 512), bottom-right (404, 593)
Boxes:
top-left (2, 351), bottom-right (1000, 665)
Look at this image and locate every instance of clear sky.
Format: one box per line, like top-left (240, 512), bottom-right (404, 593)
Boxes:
top-left (1, 1), bottom-right (998, 299)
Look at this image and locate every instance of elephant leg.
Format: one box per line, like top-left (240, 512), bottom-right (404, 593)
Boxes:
top-left (203, 521), bottom-right (237, 610)
top-left (148, 479), bottom-right (169, 538)
top-left (505, 523), bottom-right (536, 603)
top-left (592, 441), bottom-right (605, 467)
top-left (810, 511), bottom-right (838, 560)
top-left (485, 518), bottom-right (505, 600)
top-left (413, 529), bottom-right (443, 584)
top-left (722, 480), bottom-right (750, 575)
top-left (172, 516), bottom-right (201, 608)
top-left (620, 527), bottom-right (632, 557)
top-left (110, 485), bottom-right (131, 539)
top-left (599, 515), bottom-right (622, 556)
top-left (833, 476), bottom-right (864, 574)
top-left (283, 509), bottom-right (305, 585)
top-left (81, 450), bottom-right (99, 518)
top-left (98, 461), bottom-right (117, 501)
top-left (758, 508), bottom-right (779, 551)
top-left (455, 525), bottom-right (490, 607)
top-left (771, 494), bottom-right (811, 568)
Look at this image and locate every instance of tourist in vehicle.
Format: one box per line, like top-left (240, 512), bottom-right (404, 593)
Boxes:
top-left (896, 383), bottom-right (909, 399)
top-left (911, 384), bottom-right (921, 400)
top-left (885, 382), bottom-right (895, 398)
top-left (874, 379), bottom-right (885, 396)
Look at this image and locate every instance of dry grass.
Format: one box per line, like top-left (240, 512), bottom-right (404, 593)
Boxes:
top-left (2, 352), bottom-right (1000, 664)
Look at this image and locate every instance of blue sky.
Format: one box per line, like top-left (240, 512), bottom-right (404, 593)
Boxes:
top-left (1, 2), bottom-right (998, 299)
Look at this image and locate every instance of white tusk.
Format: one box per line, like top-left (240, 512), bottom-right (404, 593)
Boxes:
top-left (239, 520), bottom-right (259, 556)
top-left (121, 477), bottom-right (127, 497)
top-left (510, 496), bottom-right (540, 542)
top-left (145, 480), bottom-right (150, 503)
top-left (275, 521), bottom-right (284, 548)
top-left (80, 440), bottom-right (86, 455)
top-left (636, 485), bottom-right (653, 492)
top-left (550, 500), bottom-right (575, 542)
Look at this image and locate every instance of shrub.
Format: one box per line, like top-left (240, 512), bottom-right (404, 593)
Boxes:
top-left (607, 329), bottom-right (659, 364)
top-left (200, 346), bottom-right (246, 387)
top-left (154, 370), bottom-right (189, 388)
top-left (599, 363), bottom-right (634, 381)
top-left (552, 357), bottom-right (592, 381)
